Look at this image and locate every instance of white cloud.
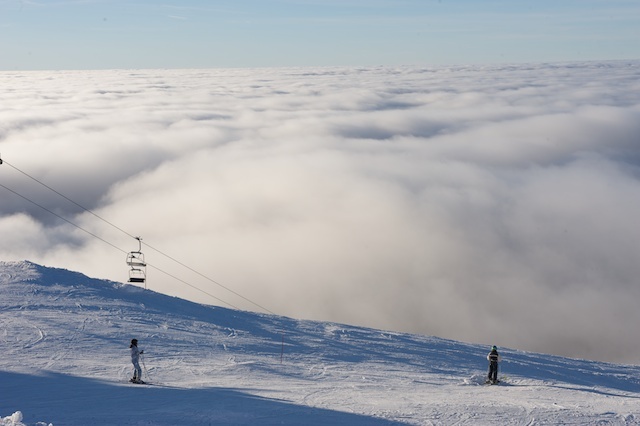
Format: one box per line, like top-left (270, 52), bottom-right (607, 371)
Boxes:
top-left (1, 61), bottom-right (640, 363)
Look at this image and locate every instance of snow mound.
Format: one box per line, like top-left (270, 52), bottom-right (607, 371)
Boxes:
top-left (0, 412), bottom-right (22, 425)
top-left (0, 412), bottom-right (29, 426)
top-left (463, 374), bottom-right (488, 386)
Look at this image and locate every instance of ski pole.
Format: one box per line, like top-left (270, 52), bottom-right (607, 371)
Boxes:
top-left (141, 353), bottom-right (151, 381)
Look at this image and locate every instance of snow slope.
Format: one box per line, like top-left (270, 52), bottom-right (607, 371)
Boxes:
top-left (1, 260), bottom-right (639, 425)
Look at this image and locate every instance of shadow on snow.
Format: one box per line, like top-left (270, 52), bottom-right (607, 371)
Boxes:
top-left (0, 370), bottom-right (409, 426)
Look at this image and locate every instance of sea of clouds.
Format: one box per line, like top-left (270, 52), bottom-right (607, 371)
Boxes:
top-left (1, 61), bottom-right (640, 363)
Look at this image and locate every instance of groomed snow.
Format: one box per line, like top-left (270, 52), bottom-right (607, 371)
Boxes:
top-left (1, 260), bottom-right (639, 425)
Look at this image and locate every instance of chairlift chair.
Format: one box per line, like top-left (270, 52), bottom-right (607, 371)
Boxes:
top-left (126, 237), bottom-right (146, 285)
top-left (126, 251), bottom-right (146, 268)
top-left (128, 267), bottom-right (146, 283)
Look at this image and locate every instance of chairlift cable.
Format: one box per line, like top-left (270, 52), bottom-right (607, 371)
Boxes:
top-left (0, 158), bottom-right (273, 314)
top-left (0, 182), bottom-right (126, 254)
top-left (142, 242), bottom-right (276, 315)
top-left (1, 159), bottom-right (137, 239)
top-left (0, 181), bottom-right (241, 310)
top-left (143, 261), bottom-right (242, 310)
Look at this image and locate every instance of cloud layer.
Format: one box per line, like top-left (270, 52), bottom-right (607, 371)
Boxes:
top-left (2, 61), bottom-right (640, 363)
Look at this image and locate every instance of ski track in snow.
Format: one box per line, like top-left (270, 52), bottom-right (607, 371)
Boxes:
top-left (1, 261), bottom-right (639, 425)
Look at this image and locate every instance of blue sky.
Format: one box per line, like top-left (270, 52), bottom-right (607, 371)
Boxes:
top-left (1, 0), bottom-right (639, 70)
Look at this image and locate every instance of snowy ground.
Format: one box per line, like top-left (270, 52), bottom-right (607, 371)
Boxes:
top-left (1, 260), bottom-right (639, 425)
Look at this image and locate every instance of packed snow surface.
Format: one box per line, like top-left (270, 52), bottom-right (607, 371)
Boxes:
top-left (1, 260), bottom-right (639, 425)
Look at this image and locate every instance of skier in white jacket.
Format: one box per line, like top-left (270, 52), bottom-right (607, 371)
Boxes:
top-left (130, 339), bottom-right (144, 383)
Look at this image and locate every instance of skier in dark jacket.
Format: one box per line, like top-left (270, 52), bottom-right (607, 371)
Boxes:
top-left (130, 338), bottom-right (144, 383)
top-left (486, 345), bottom-right (501, 384)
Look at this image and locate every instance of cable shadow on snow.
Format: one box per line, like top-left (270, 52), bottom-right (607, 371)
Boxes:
top-left (503, 350), bottom-right (640, 395)
top-left (0, 370), bottom-right (409, 426)
top-left (544, 383), bottom-right (640, 400)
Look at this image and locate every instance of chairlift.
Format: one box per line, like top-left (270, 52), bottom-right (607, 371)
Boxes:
top-left (126, 251), bottom-right (146, 268)
top-left (126, 237), bottom-right (146, 286)
top-left (128, 267), bottom-right (146, 283)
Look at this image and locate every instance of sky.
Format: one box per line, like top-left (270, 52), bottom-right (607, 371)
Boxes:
top-left (0, 0), bottom-right (639, 70)
top-left (1, 61), bottom-right (640, 364)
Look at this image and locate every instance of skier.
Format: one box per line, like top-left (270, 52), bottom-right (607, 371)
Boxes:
top-left (486, 345), bottom-right (501, 384)
top-left (130, 338), bottom-right (144, 383)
